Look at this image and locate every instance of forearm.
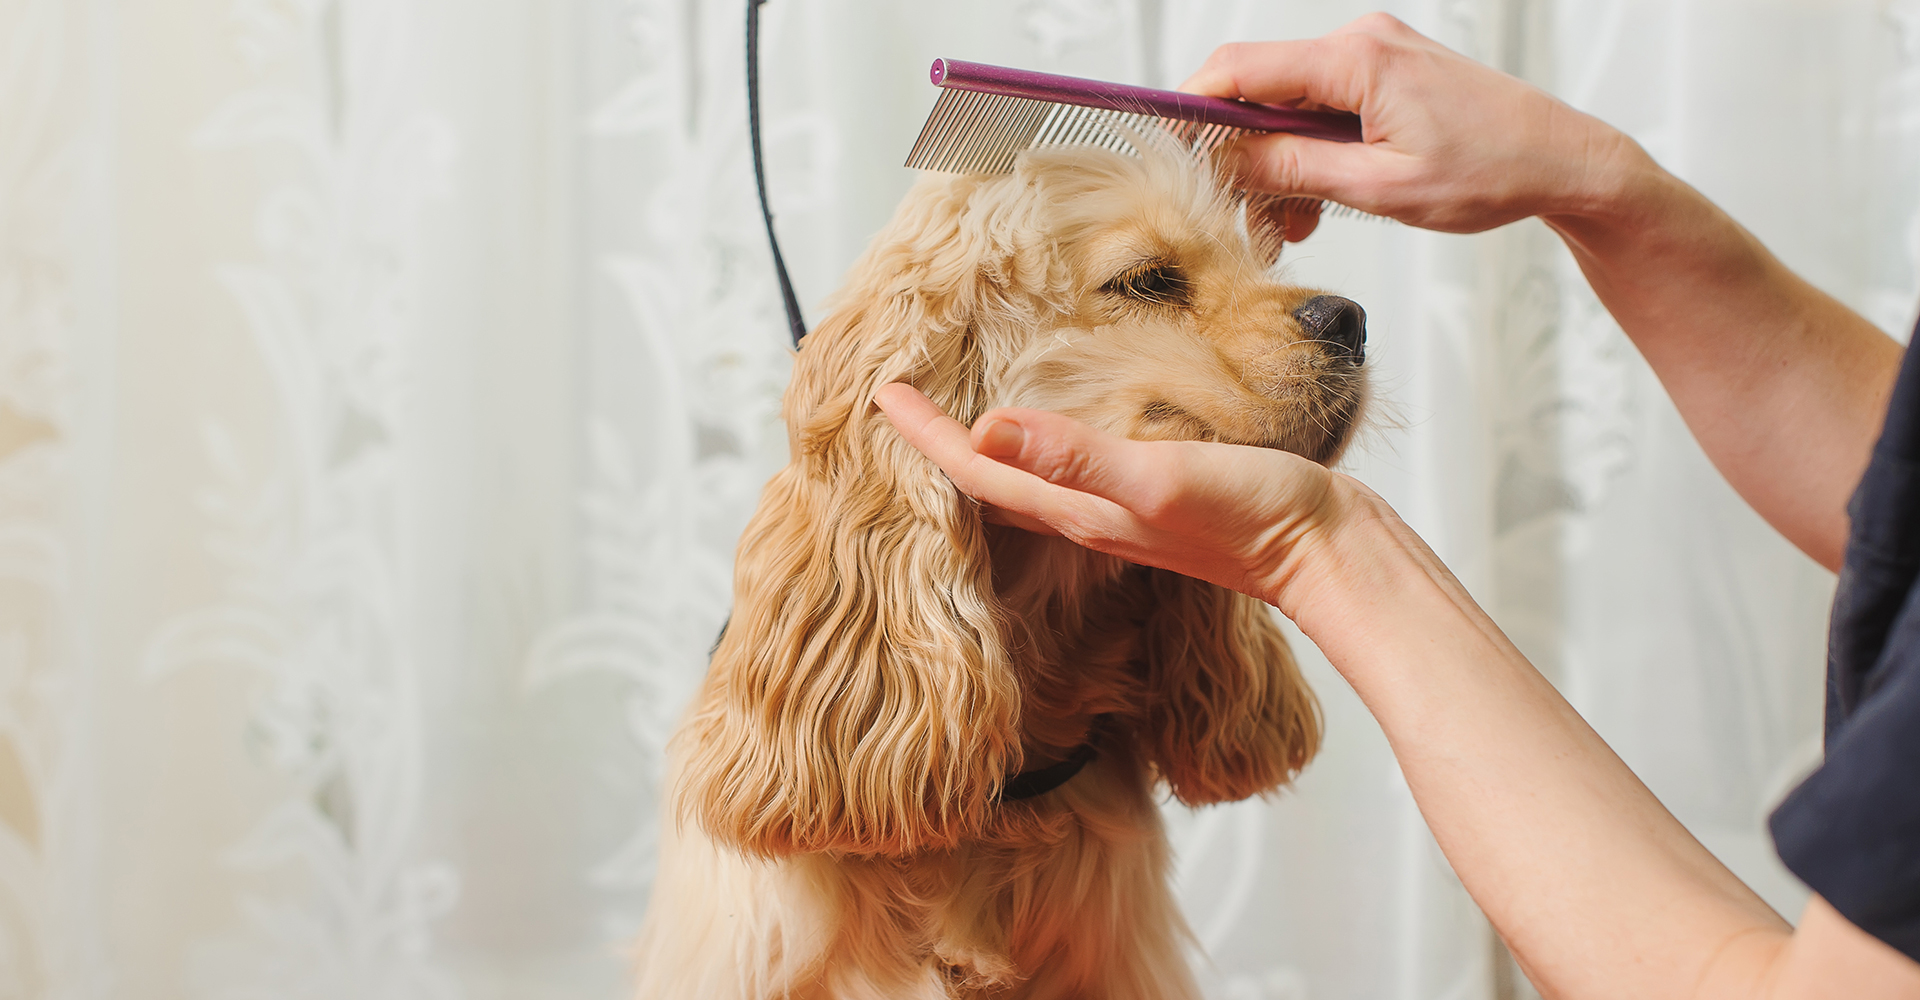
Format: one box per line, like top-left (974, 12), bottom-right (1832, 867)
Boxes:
top-left (1275, 502), bottom-right (1791, 999)
top-left (1544, 150), bottom-right (1902, 570)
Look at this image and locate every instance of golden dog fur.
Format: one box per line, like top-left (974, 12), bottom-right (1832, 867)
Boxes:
top-left (633, 144), bottom-right (1366, 1000)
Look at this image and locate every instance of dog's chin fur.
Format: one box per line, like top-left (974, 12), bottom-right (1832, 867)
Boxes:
top-left (633, 145), bottom-right (1365, 1000)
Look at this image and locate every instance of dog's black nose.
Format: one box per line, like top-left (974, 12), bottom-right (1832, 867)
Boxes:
top-left (1292, 295), bottom-right (1366, 363)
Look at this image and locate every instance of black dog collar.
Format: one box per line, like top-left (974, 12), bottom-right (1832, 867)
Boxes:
top-left (998, 720), bottom-right (1106, 801)
top-left (998, 742), bottom-right (1097, 801)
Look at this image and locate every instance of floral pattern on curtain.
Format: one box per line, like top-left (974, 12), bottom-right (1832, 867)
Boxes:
top-left (136, 1), bottom-right (461, 995)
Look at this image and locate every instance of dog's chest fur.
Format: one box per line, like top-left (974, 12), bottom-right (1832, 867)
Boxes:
top-left (986, 530), bottom-right (1153, 761)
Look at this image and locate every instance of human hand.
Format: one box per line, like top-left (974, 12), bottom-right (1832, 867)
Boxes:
top-left (872, 383), bottom-right (1380, 615)
top-left (1183, 13), bottom-right (1649, 236)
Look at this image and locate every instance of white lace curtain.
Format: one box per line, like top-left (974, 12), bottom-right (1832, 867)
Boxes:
top-left (3, 0), bottom-right (1915, 997)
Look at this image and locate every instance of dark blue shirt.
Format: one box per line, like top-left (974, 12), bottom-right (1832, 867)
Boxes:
top-left (1769, 332), bottom-right (1920, 962)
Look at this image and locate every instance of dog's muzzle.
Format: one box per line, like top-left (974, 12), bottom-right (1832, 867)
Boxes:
top-left (1292, 295), bottom-right (1366, 365)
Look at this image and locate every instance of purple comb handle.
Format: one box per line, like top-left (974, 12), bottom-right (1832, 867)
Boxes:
top-left (931, 58), bottom-right (1363, 144)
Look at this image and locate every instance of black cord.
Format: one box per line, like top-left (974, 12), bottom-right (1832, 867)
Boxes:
top-left (747, 0), bottom-right (808, 347)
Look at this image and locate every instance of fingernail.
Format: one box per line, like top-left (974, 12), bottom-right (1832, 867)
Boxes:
top-left (976, 419), bottom-right (1026, 458)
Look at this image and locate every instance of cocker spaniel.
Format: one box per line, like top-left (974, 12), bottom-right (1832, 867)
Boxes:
top-left (633, 143), bottom-right (1367, 1000)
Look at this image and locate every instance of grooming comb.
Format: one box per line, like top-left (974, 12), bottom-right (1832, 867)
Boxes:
top-left (906, 58), bottom-right (1362, 178)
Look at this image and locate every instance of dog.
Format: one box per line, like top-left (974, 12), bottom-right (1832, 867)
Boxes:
top-left (633, 142), bottom-right (1367, 1000)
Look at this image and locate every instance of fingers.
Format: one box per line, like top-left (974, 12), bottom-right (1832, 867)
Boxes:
top-left (1248, 196), bottom-right (1323, 249)
top-left (873, 385), bottom-right (1345, 602)
top-left (1283, 200), bottom-right (1323, 243)
top-left (1181, 35), bottom-right (1373, 113)
top-left (1180, 29), bottom-right (1424, 210)
top-left (1329, 11), bottom-right (1424, 42)
top-left (872, 381), bottom-right (961, 452)
top-left (873, 384), bottom-right (1031, 503)
top-left (1181, 13), bottom-right (1427, 103)
top-left (969, 408), bottom-right (1187, 519)
top-left (1226, 131), bottom-right (1405, 208)
top-left (979, 504), bottom-right (1060, 536)
top-left (1181, 41), bottom-right (1328, 105)
top-left (872, 384), bottom-right (1140, 542)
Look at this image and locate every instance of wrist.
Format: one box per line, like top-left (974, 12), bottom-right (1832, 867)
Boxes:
top-left (1540, 139), bottom-right (1777, 309)
top-left (1256, 474), bottom-right (1514, 686)
top-left (1539, 121), bottom-right (1671, 237)
top-left (1258, 477), bottom-right (1427, 629)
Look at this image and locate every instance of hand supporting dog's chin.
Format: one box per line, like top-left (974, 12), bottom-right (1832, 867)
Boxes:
top-left (968, 388), bottom-right (1366, 538)
top-left (877, 384), bottom-right (1366, 611)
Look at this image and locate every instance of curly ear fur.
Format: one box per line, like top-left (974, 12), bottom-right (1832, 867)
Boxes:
top-left (675, 150), bottom-right (1337, 856)
top-left (1136, 569), bottom-right (1321, 804)
top-left (673, 175), bottom-right (1045, 857)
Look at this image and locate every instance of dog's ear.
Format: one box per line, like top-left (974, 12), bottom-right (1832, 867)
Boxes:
top-left (673, 177), bottom-right (1032, 857)
top-left (1137, 569), bottom-right (1320, 804)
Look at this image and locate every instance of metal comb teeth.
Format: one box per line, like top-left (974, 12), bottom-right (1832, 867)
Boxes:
top-left (904, 87), bottom-right (1248, 175)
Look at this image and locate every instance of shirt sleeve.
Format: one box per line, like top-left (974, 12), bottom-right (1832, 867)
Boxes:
top-left (1770, 581), bottom-right (1920, 962)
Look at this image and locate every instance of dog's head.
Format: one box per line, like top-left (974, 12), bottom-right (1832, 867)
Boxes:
top-left (679, 146), bottom-right (1362, 857)
top-left (985, 153), bottom-right (1366, 461)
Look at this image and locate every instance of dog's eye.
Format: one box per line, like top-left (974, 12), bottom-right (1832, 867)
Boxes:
top-left (1102, 263), bottom-right (1191, 307)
